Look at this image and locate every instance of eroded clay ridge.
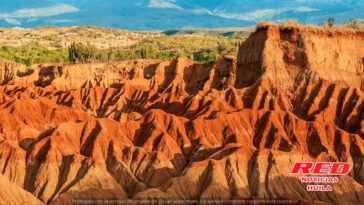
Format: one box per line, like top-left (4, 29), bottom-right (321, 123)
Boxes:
top-left (0, 25), bottom-right (363, 205)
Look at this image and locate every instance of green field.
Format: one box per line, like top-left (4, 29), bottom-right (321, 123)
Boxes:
top-left (0, 35), bottom-right (245, 65)
top-left (0, 46), bottom-right (68, 66)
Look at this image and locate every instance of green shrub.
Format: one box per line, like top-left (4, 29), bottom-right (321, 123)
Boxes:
top-left (68, 42), bottom-right (98, 63)
top-left (1, 35), bottom-right (245, 65)
top-left (0, 45), bottom-right (68, 65)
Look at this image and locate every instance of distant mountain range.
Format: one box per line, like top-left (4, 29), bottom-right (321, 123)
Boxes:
top-left (162, 26), bottom-right (256, 37)
top-left (0, 0), bottom-right (364, 30)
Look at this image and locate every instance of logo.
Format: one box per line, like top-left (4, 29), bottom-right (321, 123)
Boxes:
top-left (290, 162), bottom-right (351, 192)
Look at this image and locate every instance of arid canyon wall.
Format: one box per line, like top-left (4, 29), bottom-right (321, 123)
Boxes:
top-left (0, 25), bottom-right (363, 205)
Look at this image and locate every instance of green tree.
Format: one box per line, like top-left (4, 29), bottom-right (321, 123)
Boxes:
top-left (107, 47), bottom-right (113, 61)
top-left (68, 42), bottom-right (97, 63)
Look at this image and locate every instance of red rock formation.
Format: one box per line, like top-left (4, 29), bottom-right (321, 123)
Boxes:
top-left (0, 24), bottom-right (363, 205)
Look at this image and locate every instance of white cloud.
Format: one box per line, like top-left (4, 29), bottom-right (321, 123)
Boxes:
top-left (294, 7), bottom-right (320, 12)
top-left (215, 6), bottom-right (320, 22)
top-left (0, 4), bottom-right (79, 18)
top-left (27, 18), bottom-right (38, 23)
top-left (48, 19), bottom-right (74, 23)
top-left (189, 8), bottom-right (213, 15)
top-left (148, 0), bottom-right (182, 10)
top-left (3, 18), bottom-right (21, 25)
top-left (0, 4), bottom-right (79, 26)
top-left (217, 8), bottom-right (287, 21)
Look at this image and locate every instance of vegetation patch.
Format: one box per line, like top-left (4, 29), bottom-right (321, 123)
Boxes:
top-left (0, 35), bottom-right (245, 64)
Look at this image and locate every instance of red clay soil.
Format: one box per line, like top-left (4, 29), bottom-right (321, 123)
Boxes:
top-left (0, 25), bottom-right (363, 205)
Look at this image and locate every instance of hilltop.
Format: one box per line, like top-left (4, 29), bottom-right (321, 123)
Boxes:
top-left (0, 26), bottom-right (161, 50)
top-left (163, 26), bottom-right (255, 37)
top-left (342, 19), bottom-right (364, 29)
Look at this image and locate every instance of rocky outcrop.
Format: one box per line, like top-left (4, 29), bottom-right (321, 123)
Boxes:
top-left (0, 24), bottom-right (363, 205)
top-left (0, 61), bottom-right (26, 85)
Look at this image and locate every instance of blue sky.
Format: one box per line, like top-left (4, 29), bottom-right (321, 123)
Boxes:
top-left (0, 0), bottom-right (363, 30)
